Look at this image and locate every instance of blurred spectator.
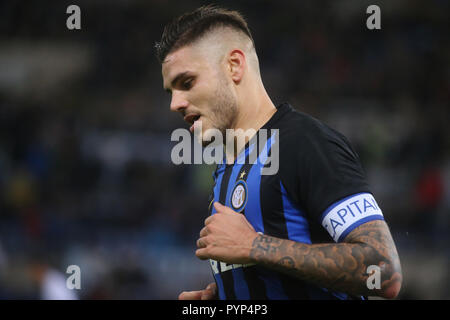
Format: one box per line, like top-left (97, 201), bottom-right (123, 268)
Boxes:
top-left (29, 263), bottom-right (78, 300)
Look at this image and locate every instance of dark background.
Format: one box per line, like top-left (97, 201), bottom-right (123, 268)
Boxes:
top-left (0, 0), bottom-right (448, 299)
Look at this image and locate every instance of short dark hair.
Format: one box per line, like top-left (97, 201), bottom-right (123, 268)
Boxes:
top-left (155, 5), bottom-right (254, 63)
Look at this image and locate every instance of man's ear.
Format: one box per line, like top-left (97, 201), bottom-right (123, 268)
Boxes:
top-left (227, 49), bottom-right (246, 84)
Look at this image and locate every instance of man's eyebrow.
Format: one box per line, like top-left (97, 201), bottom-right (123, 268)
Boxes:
top-left (164, 71), bottom-right (191, 93)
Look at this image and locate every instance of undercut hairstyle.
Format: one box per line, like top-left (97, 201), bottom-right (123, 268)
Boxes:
top-left (155, 5), bottom-right (255, 63)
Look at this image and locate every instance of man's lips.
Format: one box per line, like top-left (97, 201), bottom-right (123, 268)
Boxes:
top-left (183, 113), bottom-right (201, 133)
top-left (189, 116), bottom-right (202, 133)
top-left (184, 113), bottom-right (201, 125)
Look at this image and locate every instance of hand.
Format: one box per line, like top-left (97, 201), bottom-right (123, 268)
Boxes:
top-left (178, 282), bottom-right (217, 300)
top-left (195, 202), bottom-right (258, 264)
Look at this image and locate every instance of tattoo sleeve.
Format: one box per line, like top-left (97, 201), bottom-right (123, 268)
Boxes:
top-left (249, 220), bottom-right (402, 298)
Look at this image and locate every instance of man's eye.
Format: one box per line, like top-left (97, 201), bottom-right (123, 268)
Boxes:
top-left (182, 79), bottom-right (193, 89)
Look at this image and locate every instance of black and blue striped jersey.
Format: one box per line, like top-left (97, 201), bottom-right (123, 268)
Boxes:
top-left (208, 102), bottom-right (385, 300)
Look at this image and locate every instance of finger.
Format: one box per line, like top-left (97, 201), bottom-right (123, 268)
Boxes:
top-left (195, 248), bottom-right (210, 260)
top-left (199, 226), bottom-right (209, 238)
top-left (206, 282), bottom-right (217, 295)
top-left (206, 282), bottom-right (216, 290)
top-left (204, 214), bottom-right (214, 225)
top-left (178, 290), bottom-right (203, 300)
top-left (201, 287), bottom-right (216, 300)
top-left (213, 202), bottom-right (235, 214)
top-left (213, 202), bottom-right (225, 213)
top-left (196, 237), bottom-right (206, 249)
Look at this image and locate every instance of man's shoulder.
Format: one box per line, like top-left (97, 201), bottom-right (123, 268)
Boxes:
top-left (276, 104), bottom-right (346, 148)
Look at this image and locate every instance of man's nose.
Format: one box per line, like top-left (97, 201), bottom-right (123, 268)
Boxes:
top-left (170, 91), bottom-right (188, 113)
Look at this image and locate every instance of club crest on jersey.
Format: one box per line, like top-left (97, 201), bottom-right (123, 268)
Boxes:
top-left (231, 180), bottom-right (248, 212)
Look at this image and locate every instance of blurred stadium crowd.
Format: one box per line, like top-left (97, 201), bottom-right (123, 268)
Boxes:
top-left (0, 0), bottom-right (449, 299)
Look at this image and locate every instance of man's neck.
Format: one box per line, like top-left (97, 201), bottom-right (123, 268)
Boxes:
top-left (224, 95), bottom-right (277, 164)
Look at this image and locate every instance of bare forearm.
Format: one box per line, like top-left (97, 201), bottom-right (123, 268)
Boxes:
top-left (248, 221), bottom-right (402, 298)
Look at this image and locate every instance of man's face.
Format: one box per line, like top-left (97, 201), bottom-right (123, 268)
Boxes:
top-left (162, 45), bottom-right (238, 146)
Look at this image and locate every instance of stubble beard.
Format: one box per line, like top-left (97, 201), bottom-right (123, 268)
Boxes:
top-left (200, 80), bottom-right (238, 148)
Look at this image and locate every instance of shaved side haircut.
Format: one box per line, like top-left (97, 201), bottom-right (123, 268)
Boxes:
top-left (155, 5), bottom-right (255, 63)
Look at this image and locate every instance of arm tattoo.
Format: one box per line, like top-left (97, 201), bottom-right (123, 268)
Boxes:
top-left (249, 220), bottom-right (402, 297)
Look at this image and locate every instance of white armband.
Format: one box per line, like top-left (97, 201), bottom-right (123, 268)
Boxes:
top-left (321, 193), bottom-right (384, 242)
